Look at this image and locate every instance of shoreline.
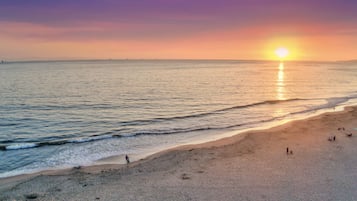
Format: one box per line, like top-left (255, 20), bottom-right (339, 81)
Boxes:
top-left (1, 105), bottom-right (356, 200)
top-left (1, 96), bottom-right (355, 179)
top-left (0, 104), bottom-right (344, 179)
top-left (0, 105), bottom-right (353, 179)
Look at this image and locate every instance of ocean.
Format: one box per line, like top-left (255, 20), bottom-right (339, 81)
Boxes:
top-left (1, 60), bottom-right (357, 178)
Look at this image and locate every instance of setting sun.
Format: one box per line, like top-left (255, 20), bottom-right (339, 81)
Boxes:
top-left (264, 38), bottom-right (300, 61)
top-left (275, 47), bottom-right (289, 59)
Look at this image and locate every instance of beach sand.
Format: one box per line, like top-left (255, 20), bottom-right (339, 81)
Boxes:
top-left (1, 106), bottom-right (356, 201)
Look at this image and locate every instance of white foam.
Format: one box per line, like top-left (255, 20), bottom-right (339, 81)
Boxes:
top-left (6, 143), bottom-right (38, 150)
top-left (68, 135), bottom-right (113, 143)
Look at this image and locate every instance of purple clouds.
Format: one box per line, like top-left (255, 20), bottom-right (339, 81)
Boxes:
top-left (1, 0), bottom-right (356, 26)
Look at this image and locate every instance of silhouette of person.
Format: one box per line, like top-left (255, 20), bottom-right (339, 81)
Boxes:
top-left (125, 155), bottom-right (130, 164)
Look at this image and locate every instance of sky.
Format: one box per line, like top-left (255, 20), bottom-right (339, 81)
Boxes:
top-left (1, 0), bottom-right (357, 61)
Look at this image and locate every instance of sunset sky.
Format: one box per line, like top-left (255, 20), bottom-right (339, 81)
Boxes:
top-left (1, 0), bottom-right (357, 61)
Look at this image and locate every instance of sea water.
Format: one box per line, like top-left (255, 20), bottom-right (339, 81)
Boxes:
top-left (1, 60), bottom-right (357, 178)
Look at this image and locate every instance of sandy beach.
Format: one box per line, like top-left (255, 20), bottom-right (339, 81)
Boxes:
top-left (1, 106), bottom-right (356, 201)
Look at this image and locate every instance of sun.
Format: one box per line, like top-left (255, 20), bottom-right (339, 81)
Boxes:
top-left (275, 47), bottom-right (289, 59)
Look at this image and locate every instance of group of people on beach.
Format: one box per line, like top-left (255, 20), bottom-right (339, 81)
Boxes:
top-left (286, 126), bottom-right (354, 155)
top-left (328, 136), bottom-right (336, 141)
top-left (327, 127), bottom-right (354, 141)
top-left (338, 127), bottom-right (353, 137)
top-left (286, 147), bottom-right (293, 155)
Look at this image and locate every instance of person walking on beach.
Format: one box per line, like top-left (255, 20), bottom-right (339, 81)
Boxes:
top-left (286, 147), bottom-right (289, 154)
top-left (125, 155), bottom-right (130, 164)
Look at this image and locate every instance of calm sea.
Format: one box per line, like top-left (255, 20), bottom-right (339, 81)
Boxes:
top-left (1, 60), bottom-right (357, 178)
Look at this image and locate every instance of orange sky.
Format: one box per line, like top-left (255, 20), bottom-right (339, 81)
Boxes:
top-left (1, 1), bottom-right (357, 61)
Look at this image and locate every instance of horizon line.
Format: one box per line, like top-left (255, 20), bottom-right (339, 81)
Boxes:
top-left (2, 58), bottom-right (356, 64)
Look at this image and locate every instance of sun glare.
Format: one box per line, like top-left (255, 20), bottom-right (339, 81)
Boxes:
top-left (275, 47), bottom-right (289, 59)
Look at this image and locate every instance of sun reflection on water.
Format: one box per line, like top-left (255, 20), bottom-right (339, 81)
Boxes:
top-left (276, 62), bottom-right (285, 100)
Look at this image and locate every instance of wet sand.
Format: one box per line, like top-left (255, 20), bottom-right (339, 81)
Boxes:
top-left (1, 106), bottom-right (356, 201)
